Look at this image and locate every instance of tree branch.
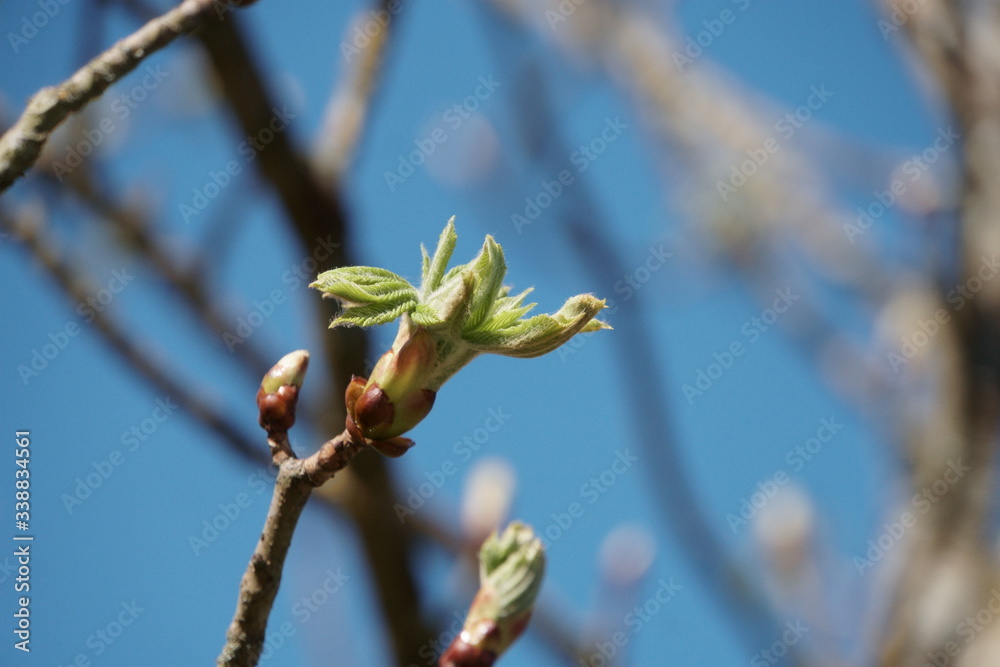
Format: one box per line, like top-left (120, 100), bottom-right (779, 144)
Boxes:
top-left (0, 0), bottom-right (258, 193)
top-left (873, 3), bottom-right (1000, 664)
top-left (218, 351), bottom-right (365, 666)
top-left (218, 428), bottom-right (364, 667)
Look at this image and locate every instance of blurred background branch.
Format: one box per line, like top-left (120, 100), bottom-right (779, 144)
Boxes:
top-left (0, 0), bottom-right (259, 191)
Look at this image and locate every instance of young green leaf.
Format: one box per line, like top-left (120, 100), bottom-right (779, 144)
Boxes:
top-left (420, 216), bottom-right (458, 297)
top-left (463, 294), bottom-right (610, 358)
top-left (310, 266), bottom-right (418, 328)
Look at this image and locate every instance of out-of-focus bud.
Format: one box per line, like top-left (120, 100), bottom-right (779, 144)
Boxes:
top-left (256, 350), bottom-right (309, 434)
top-left (754, 485), bottom-right (815, 579)
top-left (599, 524), bottom-right (656, 589)
top-left (441, 522), bottom-right (545, 667)
top-left (461, 458), bottom-right (517, 544)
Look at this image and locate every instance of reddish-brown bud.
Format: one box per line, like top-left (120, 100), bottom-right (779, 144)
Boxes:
top-left (353, 385), bottom-right (395, 435)
top-left (257, 385), bottom-right (299, 433)
top-left (257, 351), bottom-right (309, 434)
top-left (345, 375), bottom-right (367, 412)
top-left (368, 436), bottom-right (416, 458)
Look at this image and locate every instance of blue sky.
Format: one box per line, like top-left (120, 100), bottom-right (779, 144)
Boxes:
top-left (1, 1), bottom-right (948, 665)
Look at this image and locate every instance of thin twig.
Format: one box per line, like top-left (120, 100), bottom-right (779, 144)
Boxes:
top-left (0, 0), bottom-right (258, 192)
top-left (218, 428), bottom-right (364, 667)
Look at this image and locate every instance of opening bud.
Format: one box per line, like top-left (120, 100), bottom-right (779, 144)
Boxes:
top-left (352, 320), bottom-right (437, 440)
top-left (441, 522), bottom-right (545, 666)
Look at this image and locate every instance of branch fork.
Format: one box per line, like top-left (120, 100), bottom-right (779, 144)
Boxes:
top-left (217, 350), bottom-right (367, 666)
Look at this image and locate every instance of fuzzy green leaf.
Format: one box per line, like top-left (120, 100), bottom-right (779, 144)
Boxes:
top-left (420, 244), bottom-right (431, 286)
top-left (421, 216), bottom-right (458, 297)
top-left (478, 287), bottom-right (536, 332)
top-left (463, 294), bottom-right (610, 358)
top-left (310, 266), bottom-right (418, 328)
top-left (410, 302), bottom-right (445, 328)
top-left (330, 299), bottom-right (417, 328)
top-left (310, 266), bottom-right (416, 306)
top-left (425, 269), bottom-right (474, 326)
top-left (463, 236), bottom-right (507, 331)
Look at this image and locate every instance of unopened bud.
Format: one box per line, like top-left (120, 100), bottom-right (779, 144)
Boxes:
top-left (257, 350), bottom-right (309, 433)
top-left (261, 350), bottom-right (309, 394)
top-left (461, 458), bottom-right (517, 543)
top-left (599, 524), bottom-right (656, 589)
